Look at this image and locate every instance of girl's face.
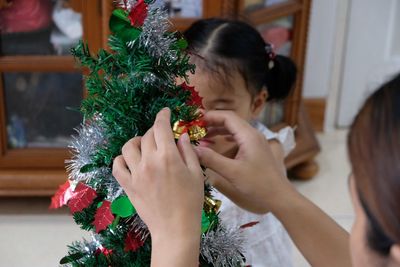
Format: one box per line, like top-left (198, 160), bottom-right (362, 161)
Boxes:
top-left (187, 68), bottom-right (266, 157)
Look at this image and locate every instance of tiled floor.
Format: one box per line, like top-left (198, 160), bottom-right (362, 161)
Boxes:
top-left (0, 130), bottom-right (354, 267)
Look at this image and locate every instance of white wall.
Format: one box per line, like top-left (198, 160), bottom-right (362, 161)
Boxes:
top-left (302, 0), bottom-right (339, 98)
top-left (303, 0), bottom-right (400, 128)
top-left (337, 0), bottom-right (400, 127)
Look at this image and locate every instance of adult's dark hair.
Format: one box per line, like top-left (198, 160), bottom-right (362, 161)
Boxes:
top-left (183, 18), bottom-right (297, 101)
top-left (348, 73), bottom-right (400, 256)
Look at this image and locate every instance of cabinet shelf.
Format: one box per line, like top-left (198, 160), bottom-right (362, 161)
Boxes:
top-left (0, 56), bottom-right (77, 72)
top-left (244, 0), bottom-right (303, 24)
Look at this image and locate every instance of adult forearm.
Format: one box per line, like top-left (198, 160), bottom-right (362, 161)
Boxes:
top-left (151, 234), bottom-right (201, 267)
top-left (270, 186), bottom-right (352, 267)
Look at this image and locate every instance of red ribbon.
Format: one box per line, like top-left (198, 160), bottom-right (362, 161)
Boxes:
top-left (178, 119), bottom-right (207, 134)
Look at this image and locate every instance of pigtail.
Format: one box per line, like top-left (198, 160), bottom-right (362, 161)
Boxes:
top-left (265, 55), bottom-right (297, 101)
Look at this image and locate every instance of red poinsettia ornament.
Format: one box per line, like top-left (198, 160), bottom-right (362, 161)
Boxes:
top-left (95, 247), bottom-right (113, 256)
top-left (49, 180), bottom-right (73, 209)
top-left (128, 0), bottom-right (148, 27)
top-left (124, 230), bottom-right (144, 252)
top-left (93, 201), bottom-right (115, 233)
top-left (180, 82), bottom-right (204, 108)
top-left (67, 183), bottom-right (98, 214)
top-left (95, 246), bottom-right (113, 256)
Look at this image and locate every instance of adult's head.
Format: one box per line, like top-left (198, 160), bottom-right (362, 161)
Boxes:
top-left (348, 73), bottom-right (400, 266)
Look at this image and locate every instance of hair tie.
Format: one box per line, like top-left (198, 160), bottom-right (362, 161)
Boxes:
top-left (265, 43), bottom-right (276, 70)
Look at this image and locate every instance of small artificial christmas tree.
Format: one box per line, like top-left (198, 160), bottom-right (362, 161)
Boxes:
top-left (50, 0), bottom-right (244, 266)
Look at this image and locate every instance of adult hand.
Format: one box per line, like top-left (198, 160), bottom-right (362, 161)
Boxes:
top-left (112, 108), bottom-right (204, 266)
top-left (195, 111), bottom-right (294, 214)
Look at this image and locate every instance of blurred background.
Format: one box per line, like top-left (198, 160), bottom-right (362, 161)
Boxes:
top-left (0, 0), bottom-right (399, 266)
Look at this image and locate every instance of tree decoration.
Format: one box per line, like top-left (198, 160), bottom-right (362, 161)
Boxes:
top-left (173, 119), bottom-right (207, 141)
top-left (68, 183), bottom-right (97, 214)
top-left (93, 201), bottom-right (115, 233)
top-left (128, 0), bottom-right (148, 27)
top-left (49, 180), bottom-right (73, 210)
top-left (51, 1), bottom-right (244, 266)
top-left (240, 221), bottom-right (260, 229)
top-left (111, 196), bottom-right (136, 218)
top-left (181, 82), bottom-right (204, 108)
top-left (124, 230), bottom-right (145, 252)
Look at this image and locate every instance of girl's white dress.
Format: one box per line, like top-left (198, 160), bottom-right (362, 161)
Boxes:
top-left (213, 121), bottom-right (295, 267)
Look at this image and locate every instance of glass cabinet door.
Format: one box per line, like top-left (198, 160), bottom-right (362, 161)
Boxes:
top-left (155, 0), bottom-right (203, 18)
top-left (0, 0), bottom-right (83, 56)
top-left (257, 16), bottom-right (294, 57)
top-left (244, 0), bottom-right (293, 12)
top-left (0, 0), bottom-right (84, 167)
top-left (3, 72), bottom-right (83, 149)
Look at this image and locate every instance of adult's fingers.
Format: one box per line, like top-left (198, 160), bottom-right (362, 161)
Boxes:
top-left (203, 111), bottom-right (256, 146)
top-left (113, 155), bottom-right (132, 189)
top-left (153, 108), bottom-right (177, 152)
top-left (205, 126), bottom-right (232, 138)
top-left (121, 136), bottom-right (142, 172)
top-left (177, 133), bottom-right (201, 173)
top-left (194, 146), bottom-right (239, 182)
top-left (141, 127), bottom-right (156, 156)
top-left (205, 169), bottom-right (242, 205)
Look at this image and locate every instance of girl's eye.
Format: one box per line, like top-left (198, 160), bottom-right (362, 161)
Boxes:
top-left (215, 108), bottom-right (234, 111)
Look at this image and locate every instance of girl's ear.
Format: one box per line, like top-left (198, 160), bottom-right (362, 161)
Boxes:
top-left (251, 88), bottom-right (268, 118)
top-left (390, 245), bottom-right (400, 264)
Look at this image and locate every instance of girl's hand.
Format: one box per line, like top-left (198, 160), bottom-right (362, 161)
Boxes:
top-left (112, 108), bottom-right (204, 267)
top-left (195, 110), bottom-right (294, 214)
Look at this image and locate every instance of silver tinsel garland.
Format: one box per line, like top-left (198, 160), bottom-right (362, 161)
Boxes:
top-left (128, 214), bottom-right (150, 241)
top-left (65, 121), bottom-right (128, 201)
top-left (201, 225), bottom-right (245, 267)
top-left (137, 5), bottom-right (176, 60)
top-left (65, 121), bottom-right (109, 183)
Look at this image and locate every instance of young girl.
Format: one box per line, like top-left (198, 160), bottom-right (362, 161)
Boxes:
top-left (183, 18), bottom-right (297, 266)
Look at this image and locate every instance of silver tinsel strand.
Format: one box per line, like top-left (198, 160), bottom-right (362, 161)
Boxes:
top-left (200, 225), bottom-right (245, 267)
top-left (135, 5), bottom-right (176, 60)
top-left (128, 214), bottom-right (150, 241)
top-left (65, 121), bottom-right (108, 183)
top-left (61, 239), bottom-right (98, 267)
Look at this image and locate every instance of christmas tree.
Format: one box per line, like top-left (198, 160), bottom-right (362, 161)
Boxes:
top-left (50, 0), bottom-right (244, 266)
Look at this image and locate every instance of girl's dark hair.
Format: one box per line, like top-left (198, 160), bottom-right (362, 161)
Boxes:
top-left (183, 18), bottom-right (297, 101)
top-left (348, 73), bottom-right (400, 256)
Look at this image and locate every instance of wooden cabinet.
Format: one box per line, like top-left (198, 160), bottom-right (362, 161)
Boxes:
top-left (0, 0), bottom-right (106, 195)
top-left (236, 0), bottom-right (320, 175)
top-left (0, 0), bottom-right (317, 196)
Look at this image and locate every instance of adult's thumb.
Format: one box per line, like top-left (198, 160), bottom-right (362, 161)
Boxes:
top-left (194, 146), bottom-right (237, 181)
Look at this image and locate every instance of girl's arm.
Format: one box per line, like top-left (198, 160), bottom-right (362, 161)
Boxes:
top-left (196, 110), bottom-right (352, 267)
